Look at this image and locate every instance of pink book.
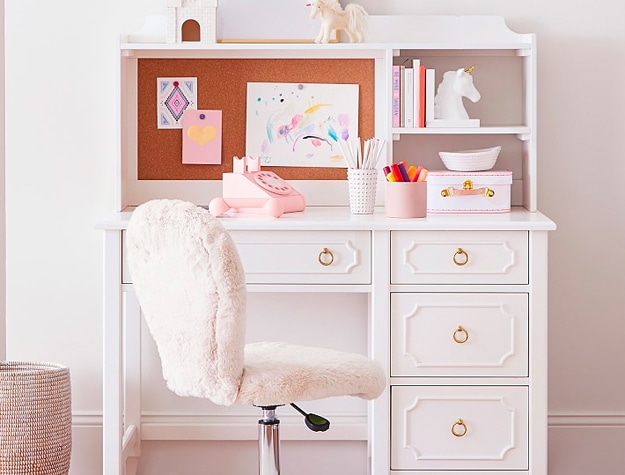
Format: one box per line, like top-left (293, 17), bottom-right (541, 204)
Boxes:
top-left (418, 65), bottom-right (426, 127)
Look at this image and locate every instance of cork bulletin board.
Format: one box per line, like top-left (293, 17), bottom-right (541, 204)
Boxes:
top-left (137, 58), bottom-right (375, 181)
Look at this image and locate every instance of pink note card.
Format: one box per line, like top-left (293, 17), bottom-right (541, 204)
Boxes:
top-left (182, 110), bottom-right (223, 165)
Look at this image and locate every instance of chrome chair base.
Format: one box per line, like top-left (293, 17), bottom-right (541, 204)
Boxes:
top-left (258, 406), bottom-right (281, 475)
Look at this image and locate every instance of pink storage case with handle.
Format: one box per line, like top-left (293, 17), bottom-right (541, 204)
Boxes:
top-left (426, 170), bottom-right (512, 214)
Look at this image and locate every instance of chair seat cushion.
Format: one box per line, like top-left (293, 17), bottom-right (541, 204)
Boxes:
top-left (237, 341), bottom-right (386, 406)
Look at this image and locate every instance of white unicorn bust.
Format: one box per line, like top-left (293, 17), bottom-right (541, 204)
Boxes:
top-left (434, 65), bottom-right (481, 120)
top-left (309, 0), bottom-right (368, 44)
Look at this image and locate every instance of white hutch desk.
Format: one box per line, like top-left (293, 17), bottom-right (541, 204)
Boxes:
top-left (98, 15), bottom-right (556, 475)
top-left (98, 207), bottom-right (554, 475)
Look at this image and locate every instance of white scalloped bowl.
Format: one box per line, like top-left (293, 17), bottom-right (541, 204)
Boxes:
top-left (438, 146), bottom-right (501, 172)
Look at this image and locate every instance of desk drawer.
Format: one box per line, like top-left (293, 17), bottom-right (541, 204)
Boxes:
top-left (391, 385), bottom-right (528, 471)
top-left (391, 230), bottom-right (528, 285)
top-left (227, 230), bottom-right (371, 285)
top-left (123, 230), bottom-right (371, 285)
top-left (391, 293), bottom-right (528, 377)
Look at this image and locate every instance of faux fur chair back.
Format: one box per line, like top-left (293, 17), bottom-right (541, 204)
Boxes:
top-left (126, 199), bottom-right (247, 405)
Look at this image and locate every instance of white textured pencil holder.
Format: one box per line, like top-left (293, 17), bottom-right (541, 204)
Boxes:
top-left (347, 168), bottom-right (378, 215)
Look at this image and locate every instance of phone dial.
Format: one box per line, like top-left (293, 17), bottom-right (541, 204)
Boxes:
top-left (209, 156), bottom-right (306, 218)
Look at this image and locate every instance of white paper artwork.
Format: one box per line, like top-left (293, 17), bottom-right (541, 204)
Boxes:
top-left (246, 82), bottom-right (359, 167)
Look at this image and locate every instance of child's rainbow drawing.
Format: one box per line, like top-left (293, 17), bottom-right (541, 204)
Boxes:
top-left (246, 82), bottom-right (359, 167)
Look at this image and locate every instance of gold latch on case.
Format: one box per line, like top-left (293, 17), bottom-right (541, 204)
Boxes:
top-left (440, 181), bottom-right (496, 198)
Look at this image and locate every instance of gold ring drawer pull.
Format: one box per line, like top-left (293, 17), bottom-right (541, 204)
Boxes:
top-left (453, 248), bottom-right (469, 266)
top-left (318, 248), bottom-right (334, 266)
top-left (451, 419), bottom-right (468, 437)
top-left (453, 325), bottom-right (469, 344)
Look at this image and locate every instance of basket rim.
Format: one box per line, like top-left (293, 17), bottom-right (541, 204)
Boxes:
top-left (0, 360), bottom-right (69, 375)
top-left (438, 145), bottom-right (501, 157)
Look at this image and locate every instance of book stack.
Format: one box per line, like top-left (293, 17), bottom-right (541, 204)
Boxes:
top-left (392, 59), bottom-right (427, 128)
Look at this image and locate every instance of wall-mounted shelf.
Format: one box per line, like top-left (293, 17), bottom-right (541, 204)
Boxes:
top-left (392, 125), bottom-right (531, 137)
top-left (117, 15), bottom-right (538, 210)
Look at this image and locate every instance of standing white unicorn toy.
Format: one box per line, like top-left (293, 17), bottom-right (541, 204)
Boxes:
top-left (433, 64), bottom-right (481, 125)
top-left (309, 0), bottom-right (368, 44)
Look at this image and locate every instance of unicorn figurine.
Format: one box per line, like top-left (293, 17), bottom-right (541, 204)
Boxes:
top-left (434, 65), bottom-right (481, 121)
top-left (309, 0), bottom-right (368, 44)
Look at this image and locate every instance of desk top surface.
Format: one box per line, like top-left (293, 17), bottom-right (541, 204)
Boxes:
top-left (96, 206), bottom-right (556, 232)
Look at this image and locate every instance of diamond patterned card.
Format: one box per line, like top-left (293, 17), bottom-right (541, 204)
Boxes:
top-left (157, 77), bottom-right (197, 129)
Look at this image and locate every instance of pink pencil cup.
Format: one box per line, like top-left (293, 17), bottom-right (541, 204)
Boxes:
top-left (385, 181), bottom-right (427, 218)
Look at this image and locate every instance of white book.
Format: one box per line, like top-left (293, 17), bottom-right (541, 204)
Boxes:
top-left (425, 68), bottom-right (436, 126)
top-left (404, 67), bottom-right (414, 128)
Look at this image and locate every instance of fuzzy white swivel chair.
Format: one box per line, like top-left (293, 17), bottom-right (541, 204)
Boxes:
top-left (126, 199), bottom-right (386, 475)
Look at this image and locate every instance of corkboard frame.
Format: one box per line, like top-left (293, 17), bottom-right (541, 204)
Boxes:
top-left (136, 57), bottom-right (375, 181)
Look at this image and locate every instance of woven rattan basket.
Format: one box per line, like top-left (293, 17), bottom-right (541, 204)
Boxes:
top-left (0, 361), bottom-right (72, 474)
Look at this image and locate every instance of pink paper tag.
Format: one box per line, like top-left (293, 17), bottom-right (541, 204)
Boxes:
top-left (182, 110), bottom-right (223, 165)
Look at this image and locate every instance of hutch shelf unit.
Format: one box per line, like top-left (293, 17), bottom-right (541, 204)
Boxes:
top-left (98, 15), bottom-right (555, 475)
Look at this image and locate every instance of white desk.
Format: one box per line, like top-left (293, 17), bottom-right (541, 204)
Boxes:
top-left (97, 206), bottom-right (555, 475)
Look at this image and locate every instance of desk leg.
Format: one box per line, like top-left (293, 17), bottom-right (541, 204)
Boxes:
top-left (370, 230), bottom-right (391, 475)
top-left (103, 230), bottom-right (123, 474)
top-left (122, 291), bottom-right (142, 473)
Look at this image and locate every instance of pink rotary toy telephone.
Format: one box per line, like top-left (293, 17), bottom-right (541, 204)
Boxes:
top-left (209, 156), bottom-right (306, 218)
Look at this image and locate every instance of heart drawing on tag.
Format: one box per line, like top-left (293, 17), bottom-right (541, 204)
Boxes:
top-left (188, 125), bottom-right (217, 146)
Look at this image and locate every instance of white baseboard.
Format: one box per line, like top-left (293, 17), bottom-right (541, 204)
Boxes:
top-left (547, 413), bottom-right (625, 475)
top-left (548, 413), bottom-right (625, 427)
top-left (72, 411), bottom-right (366, 441)
top-left (74, 411), bottom-right (625, 432)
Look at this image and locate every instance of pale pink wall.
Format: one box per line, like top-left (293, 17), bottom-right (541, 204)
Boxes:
top-left (4, 1), bottom-right (624, 474)
top-left (0, 0), bottom-right (5, 360)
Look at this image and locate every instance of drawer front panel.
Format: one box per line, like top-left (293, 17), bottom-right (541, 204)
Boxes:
top-left (123, 230), bottom-right (371, 285)
top-left (391, 293), bottom-right (528, 377)
top-left (228, 230), bottom-right (371, 284)
top-left (391, 385), bottom-right (528, 471)
top-left (391, 230), bottom-right (528, 285)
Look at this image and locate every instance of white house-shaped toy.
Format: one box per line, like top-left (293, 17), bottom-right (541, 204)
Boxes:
top-left (166, 0), bottom-right (218, 44)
